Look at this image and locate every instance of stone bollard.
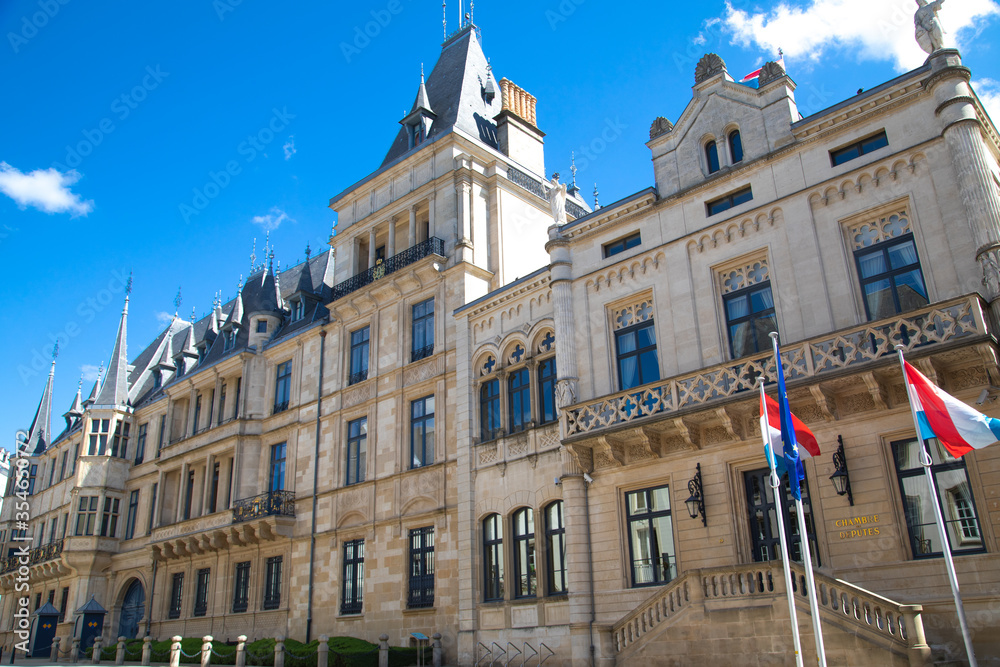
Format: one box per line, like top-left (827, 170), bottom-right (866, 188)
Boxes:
top-left (274, 636), bottom-right (285, 667)
top-left (141, 637), bottom-right (152, 666)
top-left (432, 633), bottom-right (442, 667)
top-left (92, 637), bottom-right (104, 665)
top-left (52, 636), bottom-right (62, 663)
top-left (72, 637), bottom-right (81, 664)
top-left (116, 637), bottom-right (126, 666)
top-left (200, 636), bottom-right (212, 667)
top-left (235, 635), bottom-right (247, 667)
top-left (317, 636), bottom-right (329, 667)
top-left (378, 634), bottom-right (389, 667)
top-left (169, 636), bottom-right (182, 667)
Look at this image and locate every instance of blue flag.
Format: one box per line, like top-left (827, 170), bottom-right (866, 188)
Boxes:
top-left (773, 342), bottom-right (806, 501)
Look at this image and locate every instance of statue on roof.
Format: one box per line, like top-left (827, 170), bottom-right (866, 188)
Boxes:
top-left (915, 0), bottom-right (946, 54)
top-left (542, 172), bottom-right (568, 225)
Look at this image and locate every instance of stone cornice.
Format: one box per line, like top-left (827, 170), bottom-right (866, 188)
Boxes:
top-left (462, 271), bottom-right (551, 321)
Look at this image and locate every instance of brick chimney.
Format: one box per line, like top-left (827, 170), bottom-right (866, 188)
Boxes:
top-left (495, 78), bottom-right (545, 176)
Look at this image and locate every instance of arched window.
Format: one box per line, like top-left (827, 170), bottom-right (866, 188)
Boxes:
top-left (729, 130), bottom-right (744, 164)
top-left (706, 140), bottom-right (720, 174)
top-left (512, 508), bottom-right (536, 598)
top-left (545, 501), bottom-right (567, 594)
top-left (483, 514), bottom-right (504, 601)
top-left (508, 368), bottom-right (531, 433)
top-left (537, 358), bottom-right (557, 424)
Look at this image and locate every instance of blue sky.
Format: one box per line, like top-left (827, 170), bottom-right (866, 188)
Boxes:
top-left (2, 0), bottom-right (998, 449)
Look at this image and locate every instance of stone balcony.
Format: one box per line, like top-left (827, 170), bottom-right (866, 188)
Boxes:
top-left (561, 295), bottom-right (993, 471)
top-left (331, 236), bottom-right (446, 302)
top-left (0, 539), bottom-right (69, 585)
top-left (151, 490), bottom-right (295, 561)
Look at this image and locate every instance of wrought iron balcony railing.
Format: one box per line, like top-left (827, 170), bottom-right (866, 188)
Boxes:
top-left (0, 539), bottom-right (64, 573)
top-left (272, 401), bottom-right (289, 415)
top-left (232, 490), bottom-right (296, 524)
top-left (349, 369), bottom-right (368, 385)
top-left (563, 295), bottom-right (988, 438)
top-left (331, 237), bottom-right (445, 302)
top-left (411, 344), bottom-right (434, 363)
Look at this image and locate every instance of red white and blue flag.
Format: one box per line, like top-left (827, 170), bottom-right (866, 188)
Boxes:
top-left (760, 393), bottom-right (821, 459)
top-left (904, 361), bottom-right (1000, 457)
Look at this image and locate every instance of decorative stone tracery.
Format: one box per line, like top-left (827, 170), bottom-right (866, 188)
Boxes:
top-left (848, 210), bottom-right (912, 250)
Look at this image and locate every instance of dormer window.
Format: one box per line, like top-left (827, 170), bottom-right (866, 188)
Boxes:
top-left (153, 371), bottom-right (162, 388)
top-left (257, 320), bottom-right (268, 333)
top-left (174, 358), bottom-right (185, 378)
top-left (706, 140), bottom-right (720, 174)
top-left (223, 329), bottom-right (236, 352)
top-left (407, 120), bottom-right (426, 149)
top-left (291, 299), bottom-right (305, 322)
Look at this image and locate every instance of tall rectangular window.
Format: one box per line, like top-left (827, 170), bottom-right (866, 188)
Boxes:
top-left (209, 462), bottom-right (220, 513)
top-left (269, 443), bottom-right (287, 492)
top-left (856, 235), bottom-right (927, 321)
top-left (169, 573), bottom-right (184, 619)
top-left (341, 540), bottom-right (365, 614)
top-left (192, 395), bottom-right (202, 435)
top-left (59, 451), bottom-right (67, 481)
top-left (157, 415), bottom-right (166, 457)
top-left (124, 490), bottom-right (139, 540)
top-left (59, 587), bottom-right (69, 622)
top-left (111, 420), bottom-right (130, 458)
top-left (183, 470), bottom-right (195, 520)
top-left (71, 443), bottom-right (79, 474)
top-left (615, 322), bottom-right (659, 390)
top-left (48, 461), bottom-right (55, 488)
top-left (49, 517), bottom-right (58, 544)
top-left (218, 383), bottom-right (227, 425)
top-left (512, 508), bottom-right (536, 598)
top-left (411, 298), bottom-right (435, 362)
top-left (134, 423), bottom-right (147, 465)
top-left (408, 527), bottom-right (435, 608)
top-left (483, 514), bottom-right (504, 601)
top-left (480, 379), bottom-right (501, 441)
top-left (148, 483), bottom-right (158, 535)
top-left (508, 368), bottom-right (531, 433)
top-left (206, 389), bottom-right (215, 426)
top-left (233, 377), bottom-right (242, 419)
top-left (893, 438), bottom-right (984, 558)
top-left (88, 418), bottom-right (109, 456)
top-left (538, 358), bottom-right (557, 424)
top-left (75, 497), bottom-right (98, 536)
top-left (27, 464), bottom-right (37, 494)
top-left (349, 327), bottom-right (370, 385)
top-left (346, 418), bottom-right (367, 486)
top-left (99, 497), bottom-right (120, 537)
top-left (194, 568), bottom-right (210, 617)
top-left (232, 561), bottom-right (250, 613)
top-left (724, 283), bottom-right (776, 358)
top-left (274, 361), bottom-right (292, 413)
top-left (263, 556), bottom-right (282, 610)
top-left (545, 501), bottom-right (567, 595)
top-left (626, 485), bottom-right (676, 587)
top-left (410, 396), bottom-right (435, 469)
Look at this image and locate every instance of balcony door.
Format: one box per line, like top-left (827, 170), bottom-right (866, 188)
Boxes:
top-left (744, 467), bottom-right (819, 565)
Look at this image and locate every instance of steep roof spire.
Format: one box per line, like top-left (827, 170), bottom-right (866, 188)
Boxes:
top-left (24, 345), bottom-right (57, 455)
top-left (64, 376), bottom-right (84, 428)
top-left (94, 293), bottom-right (130, 408)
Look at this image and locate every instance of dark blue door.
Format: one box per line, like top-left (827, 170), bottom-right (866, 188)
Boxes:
top-left (30, 614), bottom-right (58, 658)
top-left (80, 613), bottom-right (104, 657)
top-left (117, 580), bottom-right (145, 640)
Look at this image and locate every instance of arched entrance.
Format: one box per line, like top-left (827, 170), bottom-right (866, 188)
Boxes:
top-left (117, 580), bottom-right (145, 640)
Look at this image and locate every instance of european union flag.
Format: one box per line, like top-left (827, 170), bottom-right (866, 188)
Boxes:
top-left (772, 338), bottom-right (805, 501)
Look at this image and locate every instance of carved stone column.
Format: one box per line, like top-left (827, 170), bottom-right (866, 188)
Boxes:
top-left (368, 228), bottom-right (377, 268)
top-left (408, 204), bottom-right (418, 248)
top-left (387, 217), bottom-right (396, 257)
top-left (929, 51), bottom-right (1000, 312)
top-left (455, 181), bottom-right (474, 263)
top-left (546, 228), bottom-right (579, 435)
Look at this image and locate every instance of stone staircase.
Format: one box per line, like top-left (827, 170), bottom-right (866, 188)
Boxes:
top-left (612, 562), bottom-right (931, 666)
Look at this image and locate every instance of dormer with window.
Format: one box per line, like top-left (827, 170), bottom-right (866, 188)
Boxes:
top-left (400, 69), bottom-right (436, 151)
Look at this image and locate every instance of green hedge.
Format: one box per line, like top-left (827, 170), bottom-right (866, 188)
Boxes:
top-left (85, 636), bottom-right (429, 667)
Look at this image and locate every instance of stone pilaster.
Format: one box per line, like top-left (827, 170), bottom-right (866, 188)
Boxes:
top-left (546, 228), bottom-right (579, 436)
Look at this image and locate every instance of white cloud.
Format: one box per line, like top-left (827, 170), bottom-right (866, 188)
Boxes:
top-left (252, 207), bottom-right (294, 232)
top-left (0, 162), bottom-right (94, 216)
top-left (283, 136), bottom-right (296, 160)
top-left (717, 0), bottom-right (999, 72)
top-left (155, 311), bottom-right (175, 325)
top-left (81, 365), bottom-right (102, 382)
top-left (974, 78), bottom-right (1000, 127)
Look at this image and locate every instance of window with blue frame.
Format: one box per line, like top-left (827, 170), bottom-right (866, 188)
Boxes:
top-left (346, 418), bottom-right (367, 485)
top-left (480, 379), bottom-right (501, 441)
top-left (411, 298), bottom-right (435, 362)
top-left (508, 368), bottom-right (531, 433)
top-left (855, 235), bottom-right (927, 321)
top-left (537, 358), bottom-right (557, 424)
top-left (349, 327), bottom-right (370, 384)
top-left (269, 443), bottom-right (286, 492)
top-left (724, 283), bottom-right (777, 359)
top-left (410, 396), bottom-right (435, 469)
top-left (615, 322), bottom-right (660, 391)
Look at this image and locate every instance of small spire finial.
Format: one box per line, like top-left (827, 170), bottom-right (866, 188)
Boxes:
top-left (52, 342), bottom-right (59, 362)
top-left (264, 231), bottom-right (271, 267)
top-left (250, 238), bottom-right (257, 272)
top-left (78, 375), bottom-right (83, 391)
top-left (97, 362), bottom-right (104, 382)
top-left (593, 183), bottom-right (600, 210)
top-left (470, 0), bottom-right (474, 25)
top-left (238, 274), bottom-right (244, 293)
top-left (125, 271), bottom-right (133, 297)
top-left (570, 152), bottom-right (578, 188)
top-left (191, 306), bottom-right (197, 323)
top-left (421, 63), bottom-right (425, 83)
top-left (443, 0), bottom-right (447, 39)
top-left (174, 287), bottom-right (182, 316)
top-left (305, 243), bottom-right (311, 260)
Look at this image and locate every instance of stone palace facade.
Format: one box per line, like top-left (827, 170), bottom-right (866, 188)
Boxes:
top-left (3, 22), bottom-right (1000, 666)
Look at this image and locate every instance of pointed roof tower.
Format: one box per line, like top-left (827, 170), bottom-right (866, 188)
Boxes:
top-left (95, 293), bottom-right (130, 408)
top-left (24, 350), bottom-right (57, 455)
top-left (381, 25), bottom-right (499, 166)
top-left (64, 378), bottom-right (84, 429)
top-left (84, 364), bottom-right (103, 408)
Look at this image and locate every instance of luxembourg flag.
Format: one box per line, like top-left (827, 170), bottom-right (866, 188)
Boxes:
top-left (904, 361), bottom-right (1000, 457)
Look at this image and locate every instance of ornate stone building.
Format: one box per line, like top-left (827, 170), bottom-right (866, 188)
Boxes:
top-left (3, 22), bottom-right (1000, 666)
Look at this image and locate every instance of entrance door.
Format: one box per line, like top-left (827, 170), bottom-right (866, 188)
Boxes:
top-left (744, 467), bottom-right (819, 565)
top-left (117, 581), bottom-right (145, 640)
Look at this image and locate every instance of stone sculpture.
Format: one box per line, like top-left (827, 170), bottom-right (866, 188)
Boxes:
top-left (915, 0), bottom-right (946, 54)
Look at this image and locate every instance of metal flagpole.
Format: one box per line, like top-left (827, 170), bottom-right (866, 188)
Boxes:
top-left (770, 333), bottom-right (826, 667)
top-left (895, 345), bottom-right (978, 667)
top-left (758, 379), bottom-right (804, 667)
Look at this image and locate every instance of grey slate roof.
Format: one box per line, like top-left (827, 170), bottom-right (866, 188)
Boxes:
top-left (381, 25), bottom-right (499, 167)
top-left (93, 299), bottom-right (130, 408)
top-left (24, 361), bottom-right (55, 455)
